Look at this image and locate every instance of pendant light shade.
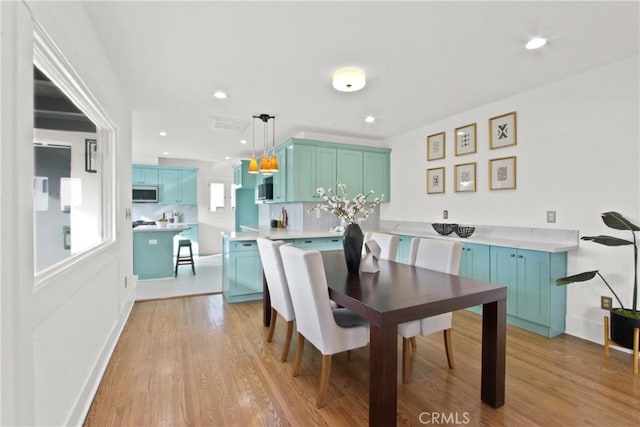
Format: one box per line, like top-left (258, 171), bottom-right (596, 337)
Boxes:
top-left (253, 113), bottom-right (278, 174)
top-left (248, 155), bottom-right (259, 174)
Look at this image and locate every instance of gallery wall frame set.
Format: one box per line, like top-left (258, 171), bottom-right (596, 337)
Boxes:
top-left (454, 162), bottom-right (476, 192)
top-left (426, 131), bottom-right (445, 160)
top-left (426, 167), bottom-right (445, 194)
top-left (455, 123), bottom-right (476, 156)
top-left (489, 156), bottom-right (517, 190)
top-left (489, 111), bottom-right (517, 149)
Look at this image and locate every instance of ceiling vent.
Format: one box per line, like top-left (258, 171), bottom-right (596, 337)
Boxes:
top-left (207, 116), bottom-right (250, 132)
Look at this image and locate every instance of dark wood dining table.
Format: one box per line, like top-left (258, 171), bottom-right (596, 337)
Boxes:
top-left (263, 250), bottom-right (507, 427)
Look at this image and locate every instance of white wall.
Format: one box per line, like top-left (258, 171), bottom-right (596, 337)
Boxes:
top-left (384, 56), bottom-right (640, 345)
top-left (1, 1), bottom-right (134, 425)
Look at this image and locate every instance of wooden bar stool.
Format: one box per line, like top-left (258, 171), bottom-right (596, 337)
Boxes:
top-left (175, 239), bottom-right (195, 276)
top-left (604, 315), bottom-right (639, 375)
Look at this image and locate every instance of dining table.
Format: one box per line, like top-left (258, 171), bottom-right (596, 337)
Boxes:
top-left (263, 250), bottom-right (507, 427)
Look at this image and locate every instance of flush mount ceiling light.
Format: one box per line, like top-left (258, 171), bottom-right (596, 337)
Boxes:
top-left (364, 115), bottom-right (376, 123)
top-left (159, 131), bottom-right (167, 136)
top-left (525, 37), bottom-right (547, 50)
top-left (332, 67), bottom-right (366, 92)
top-left (213, 90), bottom-right (228, 99)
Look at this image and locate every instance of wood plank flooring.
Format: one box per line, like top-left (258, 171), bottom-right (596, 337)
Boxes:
top-left (84, 294), bottom-right (640, 426)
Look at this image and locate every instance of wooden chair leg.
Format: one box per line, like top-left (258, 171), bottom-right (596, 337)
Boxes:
top-left (443, 328), bottom-right (455, 369)
top-left (402, 337), bottom-right (411, 384)
top-left (267, 308), bottom-right (277, 343)
top-left (604, 315), bottom-right (610, 359)
top-left (410, 336), bottom-right (417, 348)
top-left (281, 320), bottom-right (294, 363)
top-left (292, 333), bottom-right (305, 377)
top-left (316, 355), bottom-right (332, 408)
top-left (633, 327), bottom-right (639, 375)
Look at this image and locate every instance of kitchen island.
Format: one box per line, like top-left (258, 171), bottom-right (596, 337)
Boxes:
top-left (221, 228), bottom-right (344, 303)
top-left (134, 224), bottom-right (191, 279)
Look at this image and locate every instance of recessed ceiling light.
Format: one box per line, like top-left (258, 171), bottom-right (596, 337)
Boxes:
top-left (162, 151), bottom-right (169, 155)
top-left (224, 156), bottom-right (231, 160)
top-left (240, 139), bottom-right (247, 144)
top-left (332, 67), bottom-right (366, 92)
top-left (213, 91), bottom-right (228, 99)
top-left (159, 131), bottom-right (167, 137)
top-left (525, 37), bottom-right (547, 50)
top-left (364, 115), bottom-right (376, 123)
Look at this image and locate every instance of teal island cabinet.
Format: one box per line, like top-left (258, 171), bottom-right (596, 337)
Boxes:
top-left (222, 230), bottom-right (343, 303)
top-left (134, 224), bottom-right (191, 279)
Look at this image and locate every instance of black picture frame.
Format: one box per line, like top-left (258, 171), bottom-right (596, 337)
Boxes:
top-left (85, 138), bottom-right (97, 173)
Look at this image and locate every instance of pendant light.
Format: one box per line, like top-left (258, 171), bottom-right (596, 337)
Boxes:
top-left (248, 118), bottom-right (259, 174)
top-left (268, 114), bottom-right (278, 173)
top-left (253, 114), bottom-right (277, 175)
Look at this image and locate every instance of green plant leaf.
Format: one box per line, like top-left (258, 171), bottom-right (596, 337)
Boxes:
top-left (555, 271), bottom-right (598, 285)
top-left (601, 211), bottom-right (640, 231)
top-left (581, 235), bottom-right (633, 246)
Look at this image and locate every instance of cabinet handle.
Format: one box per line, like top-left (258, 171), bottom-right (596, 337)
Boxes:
top-left (242, 243), bottom-right (252, 247)
top-left (331, 239), bottom-right (339, 242)
top-left (304, 240), bottom-right (313, 243)
top-left (510, 253), bottom-right (516, 257)
top-left (518, 255), bottom-right (524, 258)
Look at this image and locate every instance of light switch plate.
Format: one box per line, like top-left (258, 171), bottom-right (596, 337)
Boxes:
top-left (443, 210), bottom-right (448, 219)
top-left (546, 210), bottom-right (556, 223)
top-left (601, 296), bottom-right (612, 310)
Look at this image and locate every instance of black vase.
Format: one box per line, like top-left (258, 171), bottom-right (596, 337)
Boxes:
top-left (343, 223), bottom-right (364, 274)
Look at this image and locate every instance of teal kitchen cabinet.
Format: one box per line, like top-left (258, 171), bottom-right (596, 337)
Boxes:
top-left (363, 151), bottom-right (390, 201)
top-left (271, 145), bottom-right (287, 202)
top-left (490, 246), bottom-right (567, 337)
top-left (159, 167), bottom-right (198, 204)
top-left (233, 160), bottom-right (256, 189)
top-left (396, 234), bottom-right (413, 264)
top-left (337, 149), bottom-right (363, 196)
top-left (222, 238), bottom-right (264, 303)
top-left (286, 141), bottom-right (336, 202)
top-left (132, 165), bottom-right (159, 186)
top-left (293, 236), bottom-right (343, 251)
top-left (459, 243), bottom-right (491, 314)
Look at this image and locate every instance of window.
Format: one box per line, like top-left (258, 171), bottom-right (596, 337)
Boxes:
top-left (33, 25), bottom-right (115, 278)
top-left (209, 182), bottom-right (225, 212)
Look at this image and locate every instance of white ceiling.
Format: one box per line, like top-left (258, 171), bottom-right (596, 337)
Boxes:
top-left (81, 1), bottom-right (639, 165)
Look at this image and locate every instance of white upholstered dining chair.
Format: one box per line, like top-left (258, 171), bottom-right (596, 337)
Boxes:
top-left (398, 237), bottom-right (463, 383)
top-left (256, 238), bottom-right (296, 362)
top-left (363, 231), bottom-right (400, 261)
top-left (279, 245), bottom-right (369, 408)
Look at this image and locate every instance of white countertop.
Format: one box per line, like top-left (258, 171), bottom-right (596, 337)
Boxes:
top-left (378, 221), bottom-right (579, 253)
top-left (224, 222), bottom-right (579, 253)
top-left (133, 224), bottom-right (191, 233)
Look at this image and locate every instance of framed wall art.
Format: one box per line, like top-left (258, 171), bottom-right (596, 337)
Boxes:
top-left (85, 138), bottom-right (97, 173)
top-left (427, 131), bottom-right (445, 161)
top-left (489, 111), bottom-right (517, 149)
top-left (455, 123), bottom-right (476, 156)
top-left (454, 162), bottom-right (476, 192)
top-left (426, 167), bottom-right (445, 194)
top-left (489, 156), bottom-right (516, 190)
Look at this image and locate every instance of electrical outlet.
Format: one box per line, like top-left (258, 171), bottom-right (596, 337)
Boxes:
top-left (443, 210), bottom-right (448, 219)
top-left (601, 296), bottom-right (612, 310)
top-left (546, 210), bottom-right (556, 223)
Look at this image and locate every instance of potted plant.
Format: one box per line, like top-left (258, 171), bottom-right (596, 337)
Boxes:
top-left (308, 182), bottom-right (383, 273)
top-left (556, 211), bottom-right (640, 349)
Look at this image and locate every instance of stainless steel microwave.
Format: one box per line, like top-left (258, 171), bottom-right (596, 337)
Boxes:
top-left (132, 185), bottom-right (158, 203)
top-left (257, 182), bottom-right (273, 200)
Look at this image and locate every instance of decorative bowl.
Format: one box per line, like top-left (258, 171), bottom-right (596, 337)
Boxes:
top-left (156, 221), bottom-right (168, 228)
top-left (432, 223), bottom-right (458, 236)
top-left (454, 226), bottom-right (475, 238)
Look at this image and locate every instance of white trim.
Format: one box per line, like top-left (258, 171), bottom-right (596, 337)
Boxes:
top-left (32, 18), bottom-right (118, 282)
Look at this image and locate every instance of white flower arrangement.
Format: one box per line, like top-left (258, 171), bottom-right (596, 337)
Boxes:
top-left (308, 182), bottom-right (384, 225)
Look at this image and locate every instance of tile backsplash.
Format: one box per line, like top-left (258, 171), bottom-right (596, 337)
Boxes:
top-left (132, 204), bottom-right (198, 224)
top-left (259, 202), bottom-right (379, 232)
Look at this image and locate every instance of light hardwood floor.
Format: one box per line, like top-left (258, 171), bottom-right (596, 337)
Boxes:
top-left (84, 295), bottom-right (640, 426)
